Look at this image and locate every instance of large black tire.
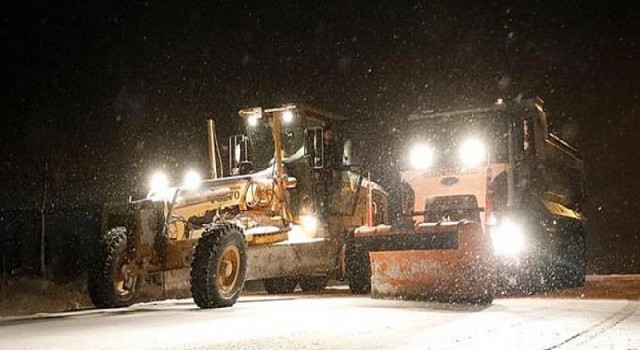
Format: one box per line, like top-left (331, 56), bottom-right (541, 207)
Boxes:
top-left (88, 227), bottom-right (140, 308)
top-left (576, 228), bottom-right (587, 286)
top-left (299, 276), bottom-right (328, 292)
top-left (346, 232), bottom-right (371, 294)
top-left (263, 277), bottom-right (298, 294)
top-left (546, 222), bottom-right (586, 289)
top-left (191, 223), bottom-right (247, 309)
top-left (566, 228), bottom-right (587, 288)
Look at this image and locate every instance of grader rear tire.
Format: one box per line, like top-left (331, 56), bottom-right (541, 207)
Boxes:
top-left (191, 224), bottom-right (247, 309)
top-left (263, 278), bottom-right (298, 294)
top-left (299, 277), bottom-right (328, 292)
top-left (88, 227), bottom-right (140, 308)
top-left (467, 291), bottom-right (494, 305)
top-left (346, 232), bottom-right (371, 294)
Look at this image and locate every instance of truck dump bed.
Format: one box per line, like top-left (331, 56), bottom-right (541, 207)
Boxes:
top-left (539, 132), bottom-right (585, 211)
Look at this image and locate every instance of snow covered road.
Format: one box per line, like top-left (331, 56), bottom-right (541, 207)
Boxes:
top-left (0, 277), bottom-right (639, 350)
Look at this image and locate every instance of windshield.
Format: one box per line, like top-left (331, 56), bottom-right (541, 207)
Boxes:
top-left (245, 113), bottom-right (323, 169)
top-left (401, 111), bottom-right (509, 170)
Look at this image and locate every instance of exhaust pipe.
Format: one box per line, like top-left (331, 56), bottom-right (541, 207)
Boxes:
top-left (207, 119), bottom-right (218, 179)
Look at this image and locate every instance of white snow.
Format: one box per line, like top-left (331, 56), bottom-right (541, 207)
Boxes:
top-left (0, 276), bottom-right (639, 349)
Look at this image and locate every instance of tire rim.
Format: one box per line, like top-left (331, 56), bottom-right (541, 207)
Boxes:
top-left (217, 245), bottom-right (241, 298)
top-left (115, 261), bottom-right (136, 299)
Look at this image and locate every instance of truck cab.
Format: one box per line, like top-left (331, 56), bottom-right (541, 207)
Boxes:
top-left (396, 97), bottom-right (586, 291)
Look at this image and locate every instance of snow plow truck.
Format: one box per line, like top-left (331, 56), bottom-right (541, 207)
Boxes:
top-left (350, 97), bottom-right (586, 302)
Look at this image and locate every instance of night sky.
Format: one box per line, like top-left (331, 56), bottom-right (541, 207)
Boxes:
top-left (1, 1), bottom-right (639, 272)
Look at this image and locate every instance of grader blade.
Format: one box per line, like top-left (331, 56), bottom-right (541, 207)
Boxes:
top-left (354, 221), bottom-right (495, 303)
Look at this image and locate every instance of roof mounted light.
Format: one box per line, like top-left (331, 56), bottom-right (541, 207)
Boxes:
top-left (459, 138), bottom-right (487, 168)
top-left (282, 110), bottom-right (294, 124)
top-left (239, 107), bottom-right (263, 127)
top-left (247, 114), bottom-right (259, 127)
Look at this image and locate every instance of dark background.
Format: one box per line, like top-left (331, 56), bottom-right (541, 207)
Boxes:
top-left (1, 1), bottom-right (639, 277)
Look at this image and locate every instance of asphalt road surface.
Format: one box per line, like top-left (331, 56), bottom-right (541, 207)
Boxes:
top-left (1, 276), bottom-right (639, 350)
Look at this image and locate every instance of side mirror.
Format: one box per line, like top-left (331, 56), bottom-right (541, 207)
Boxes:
top-left (229, 134), bottom-right (251, 175)
top-left (304, 127), bottom-right (324, 169)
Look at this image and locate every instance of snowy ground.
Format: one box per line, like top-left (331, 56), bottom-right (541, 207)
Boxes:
top-left (0, 275), bottom-right (638, 350)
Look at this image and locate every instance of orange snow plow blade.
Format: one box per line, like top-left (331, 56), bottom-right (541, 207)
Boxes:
top-left (354, 221), bottom-right (495, 303)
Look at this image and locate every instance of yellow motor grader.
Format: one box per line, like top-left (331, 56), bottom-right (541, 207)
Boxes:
top-left (88, 104), bottom-right (388, 309)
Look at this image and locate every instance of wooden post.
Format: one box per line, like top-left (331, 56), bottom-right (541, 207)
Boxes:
top-left (39, 161), bottom-right (48, 276)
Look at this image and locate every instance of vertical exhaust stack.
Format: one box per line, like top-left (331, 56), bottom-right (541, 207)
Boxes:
top-left (366, 172), bottom-right (373, 227)
top-left (207, 119), bottom-right (218, 180)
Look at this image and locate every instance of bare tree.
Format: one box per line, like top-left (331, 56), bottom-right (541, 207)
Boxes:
top-left (35, 162), bottom-right (49, 276)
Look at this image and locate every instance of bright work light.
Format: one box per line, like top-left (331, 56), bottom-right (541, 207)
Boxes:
top-left (149, 171), bottom-right (170, 194)
top-left (183, 170), bottom-right (202, 190)
top-left (459, 138), bottom-right (487, 167)
top-left (491, 219), bottom-right (526, 256)
top-left (282, 110), bottom-right (294, 124)
top-left (409, 143), bottom-right (434, 170)
top-left (248, 114), bottom-right (259, 127)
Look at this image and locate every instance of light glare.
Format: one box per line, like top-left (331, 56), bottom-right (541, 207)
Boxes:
top-left (491, 219), bottom-right (525, 256)
top-left (409, 143), bottom-right (434, 170)
top-left (248, 114), bottom-right (259, 127)
top-left (301, 215), bottom-right (318, 233)
top-left (183, 170), bottom-right (202, 190)
top-left (459, 138), bottom-right (487, 167)
top-left (282, 110), bottom-right (294, 124)
top-left (149, 171), bottom-right (170, 193)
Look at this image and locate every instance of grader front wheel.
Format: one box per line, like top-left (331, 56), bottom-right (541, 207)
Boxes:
top-left (191, 224), bottom-right (248, 309)
top-left (88, 227), bottom-right (140, 308)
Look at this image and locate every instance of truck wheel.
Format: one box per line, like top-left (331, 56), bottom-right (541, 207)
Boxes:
top-left (550, 224), bottom-right (586, 289)
top-left (346, 232), bottom-right (371, 294)
top-left (88, 227), bottom-right (140, 308)
top-left (263, 278), bottom-right (298, 294)
top-left (191, 224), bottom-right (247, 309)
top-left (299, 277), bottom-right (328, 292)
top-left (567, 231), bottom-right (586, 288)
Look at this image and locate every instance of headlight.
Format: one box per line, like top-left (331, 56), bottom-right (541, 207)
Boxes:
top-left (301, 215), bottom-right (318, 233)
top-left (183, 170), bottom-right (202, 190)
top-left (409, 143), bottom-right (434, 170)
top-left (459, 138), bottom-right (486, 167)
top-left (491, 219), bottom-right (525, 256)
top-left (149, 171), bottom-right (170, 193)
